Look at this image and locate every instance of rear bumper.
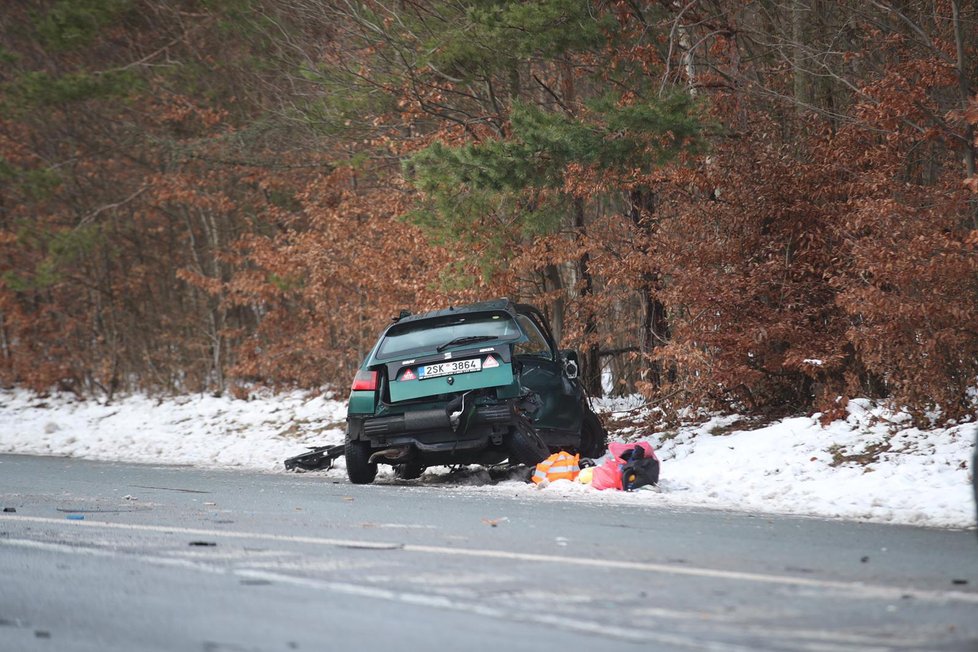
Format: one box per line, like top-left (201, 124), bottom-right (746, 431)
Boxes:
top-left (347, 401), bottom-right (516, 458)
top-left (358, 403), bottom-right (513, 438)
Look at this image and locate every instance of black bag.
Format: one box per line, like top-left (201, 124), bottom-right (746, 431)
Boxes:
top-left (620, 445), bottom-right (660, 490)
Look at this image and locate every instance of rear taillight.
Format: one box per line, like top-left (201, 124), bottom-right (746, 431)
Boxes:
top-left (351, 370), bottom-right (378, 391)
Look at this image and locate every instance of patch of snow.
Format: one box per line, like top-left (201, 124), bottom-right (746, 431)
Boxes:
top-left (600, 365), bottom-right (613, 395)
top-left (0, 389), bottom-right (974, 530)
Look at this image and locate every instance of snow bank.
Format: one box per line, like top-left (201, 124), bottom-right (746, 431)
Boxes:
top-left (0, 389), bottom-right (974, 529)
top-left (0, 389), bottom-right (346, 471)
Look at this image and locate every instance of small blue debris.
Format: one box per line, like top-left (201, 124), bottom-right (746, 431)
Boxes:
top-left (65, 514), bottom-right (85, 520)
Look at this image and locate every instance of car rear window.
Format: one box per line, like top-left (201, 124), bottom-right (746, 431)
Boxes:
top-left (512, 314), bottom-right (553, 359)
top-left (377, 312), bottom-right (521, 360)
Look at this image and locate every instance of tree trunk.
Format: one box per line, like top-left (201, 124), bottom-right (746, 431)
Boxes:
top-left (0, 311), bottom-right (8, 364)
top-left (573, 197), bottom-right (601, 396)
top-left (628, 189), bottom-right (671, 388)
top-left (951, 0), bottom-right (978, 229)
top-left (791, 0), bottom-right (810, 113)
top-left (677, 16), bottom-right (697, 95)
top-left (542, 263), bottom-right (564, 345)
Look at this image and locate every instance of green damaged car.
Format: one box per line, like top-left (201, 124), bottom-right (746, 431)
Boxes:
top-left (344, 298), bottom-right (608, 484)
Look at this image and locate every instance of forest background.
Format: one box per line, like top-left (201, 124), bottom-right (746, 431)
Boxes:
top-left (1, 0), bottom-right (977, 425)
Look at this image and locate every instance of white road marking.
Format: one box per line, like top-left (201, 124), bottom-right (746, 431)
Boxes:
top-left (2, 514), bottom-right (976, 606)
top-left (357, 522), bottom-right (438, 529)
top-left (233, 569), bottom-right (762, 651)
top-left (630, 608), bottom-right (931, 648)
top-left (0, 538), bottom-right (226, 574)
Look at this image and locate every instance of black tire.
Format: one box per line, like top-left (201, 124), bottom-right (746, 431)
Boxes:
top-left (393, 462), bottom-right (426, 480)
top-left (579, 408), bottom-right (608, 459)
top-left (508, 417), bottom-right (550, 465)
top-left (345, 439), bottom-right (377, 485)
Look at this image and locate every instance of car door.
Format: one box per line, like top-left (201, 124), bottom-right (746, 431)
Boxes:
top-left (512, 311), bottom-right (581, 435)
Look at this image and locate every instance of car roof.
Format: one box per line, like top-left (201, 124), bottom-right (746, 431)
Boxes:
top-left (391, 298), bottom-right (518, 326)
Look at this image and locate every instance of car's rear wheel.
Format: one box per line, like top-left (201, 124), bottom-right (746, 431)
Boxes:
top-left (393, 462), bottom-right (426, 480)
top-left (508, 417), bottom-right (550, 465)
top-left (345, 439), bottom-right (377, 485)
top-left (579, 408), bottom-right (608, 459)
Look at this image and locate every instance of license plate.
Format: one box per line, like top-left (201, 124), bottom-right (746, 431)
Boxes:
top-left (419, 358), bottom-right (482, 379)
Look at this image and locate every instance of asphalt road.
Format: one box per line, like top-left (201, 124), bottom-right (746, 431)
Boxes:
top-left (1, 454), bottom-right (976, 652)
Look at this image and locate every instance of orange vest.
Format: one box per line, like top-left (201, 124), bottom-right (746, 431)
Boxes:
top-left (532, 451), bottom-right (581, 484)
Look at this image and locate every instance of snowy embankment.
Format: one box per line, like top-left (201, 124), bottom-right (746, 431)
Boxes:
top-left (0, 389), bottom-right (974, 529)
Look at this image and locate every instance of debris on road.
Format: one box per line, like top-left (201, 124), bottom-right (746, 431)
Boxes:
top-left (284, 444), bottom-right (345, 472)
top-left (481, 517), bottom-right (508, 527)
top-left (56, 507), bottom-right (143, 514)
top-left (131, 484), bottom-right (210, 494)
top-left (337, 542), bottom-right (404, 551)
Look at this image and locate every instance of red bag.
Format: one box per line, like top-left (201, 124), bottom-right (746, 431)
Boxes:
top-left (590, 442), bottom-right (659, 491)
top-left (590, 457), bottom-right (623, 490)
top-left (608, 441), bottom-right (657, 462)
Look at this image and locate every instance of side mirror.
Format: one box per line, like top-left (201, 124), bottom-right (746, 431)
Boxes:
top-left (561, 349), bottom-right (579, 380)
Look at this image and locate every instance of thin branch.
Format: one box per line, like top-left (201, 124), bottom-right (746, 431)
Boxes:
top-left (79, 186), bottom-right (148, 226)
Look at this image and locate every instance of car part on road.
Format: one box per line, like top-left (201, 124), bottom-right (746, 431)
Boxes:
top-left (284, 444), bottom-right (345, 472)
top-left (342, 299), bottom-right (609, 484)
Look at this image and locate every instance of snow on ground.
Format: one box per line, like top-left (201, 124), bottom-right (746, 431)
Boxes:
top-left (0, 389), bottom-right (974, 530)
top-left (0, 389), bottom-right (347, 471)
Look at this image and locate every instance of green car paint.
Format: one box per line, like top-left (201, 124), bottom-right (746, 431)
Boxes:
top-left (389, 361), bottom-right (514, 402)
top-left (347, 389), bottom-right (376, 415)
